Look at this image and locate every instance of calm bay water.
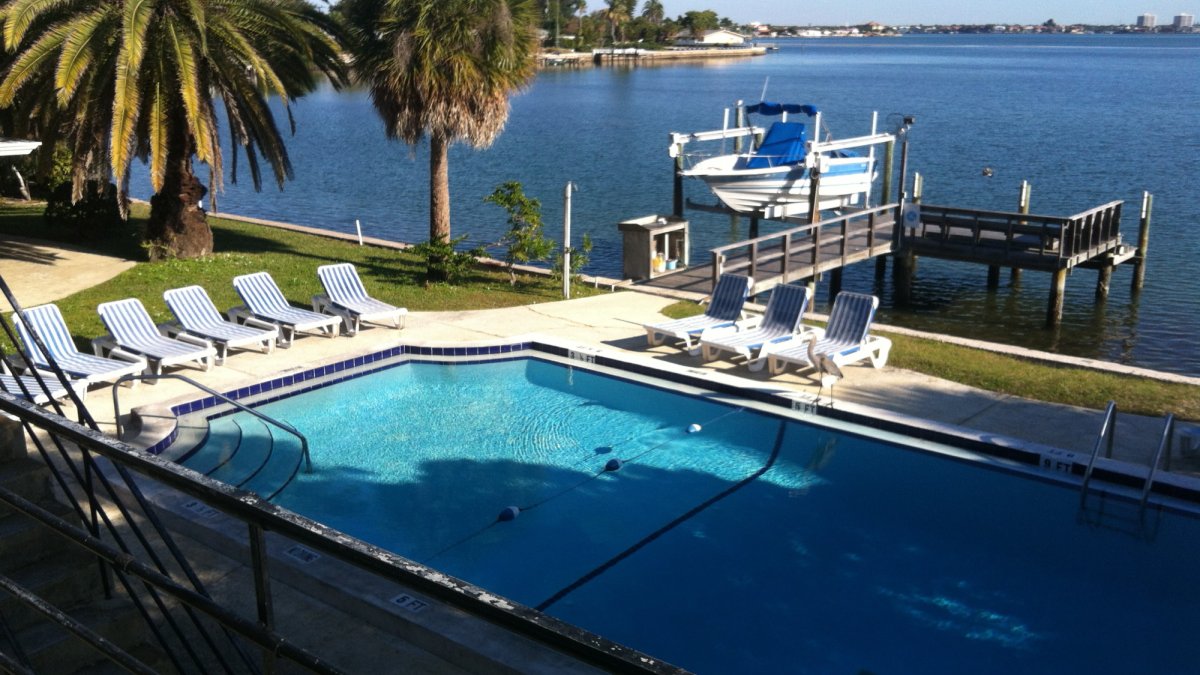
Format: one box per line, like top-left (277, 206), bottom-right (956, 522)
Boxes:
top-left (138, 34), bottom-right (1200, 375)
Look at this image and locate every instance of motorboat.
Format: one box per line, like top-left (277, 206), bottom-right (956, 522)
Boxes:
top-left (670, 102), bottom-right (893, 218)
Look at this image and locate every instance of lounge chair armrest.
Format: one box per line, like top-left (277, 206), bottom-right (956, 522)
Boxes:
top-left (701, 324), bottom-right (741, 340)
top-left (107, 346), bottom-right (145, 365)
top-left (739, 314), bottom-right (764, 331)
top-left (157, 321), bottom-right (185, 338)
top-left (3, 354), bottom-right (30, 375)
top-left (172, 331), bottom-right (213, 349)
top-left (227, 306), bottom-right (253, 324)
top-left (91, 335), bottom-right (118, 357)
top-left (242, 315), bottom-right (278, 332)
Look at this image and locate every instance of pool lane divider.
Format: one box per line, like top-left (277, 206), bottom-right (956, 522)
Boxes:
top-left (535, 419), bottom-right (789, 612)
top-left (427, 411), bottom-right (739, 564)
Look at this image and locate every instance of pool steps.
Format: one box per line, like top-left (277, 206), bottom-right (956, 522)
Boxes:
top-left (166, 415), bottom-right (307, 500)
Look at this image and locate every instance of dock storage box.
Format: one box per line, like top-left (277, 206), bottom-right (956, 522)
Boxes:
top-left (618, 215), bottom-right (689, 280)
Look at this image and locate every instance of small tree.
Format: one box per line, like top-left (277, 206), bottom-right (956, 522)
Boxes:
top-left (485, 181), bottom-right (555, 285)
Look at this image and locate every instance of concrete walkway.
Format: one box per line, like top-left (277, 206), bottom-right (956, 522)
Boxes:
top-left (0, 234), bottom-right (137, 311)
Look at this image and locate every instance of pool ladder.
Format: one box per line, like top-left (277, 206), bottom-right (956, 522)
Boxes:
top-left (1079, 401), bottom-right (1175, 520)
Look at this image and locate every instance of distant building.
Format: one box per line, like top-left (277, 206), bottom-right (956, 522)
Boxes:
top-left (1137, 13), bottom-right (1156, 28)
top-left (676, 29), bottom-right (747, 46)
top-left (1174, 14), bottom-right (1194, 29)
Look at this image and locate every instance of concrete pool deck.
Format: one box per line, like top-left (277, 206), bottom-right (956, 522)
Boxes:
top-left (75, 290), bottom-right (1196, 471)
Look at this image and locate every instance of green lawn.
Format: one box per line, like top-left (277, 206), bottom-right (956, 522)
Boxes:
top-left (1, 200), bottom-right (598, 352)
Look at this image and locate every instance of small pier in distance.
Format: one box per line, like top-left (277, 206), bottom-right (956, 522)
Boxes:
top-left (637, 190), bottom-right (1150, 327)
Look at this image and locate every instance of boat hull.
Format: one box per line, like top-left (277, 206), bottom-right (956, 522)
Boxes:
top-left (685, 154), bottom-right (873, 217)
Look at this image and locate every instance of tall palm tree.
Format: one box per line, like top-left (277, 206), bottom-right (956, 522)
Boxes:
top-left (640, 0), bottom-right (663, 25)
top-left (0, 0), bottom-right (348, 259)
top-left (602, 0), bottom-right (633, 45)
top-left (342, 0), bottom-right (539, 277)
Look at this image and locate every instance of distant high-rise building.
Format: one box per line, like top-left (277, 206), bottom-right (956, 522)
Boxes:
top-left (1137, 13), bottom-right (1156, 28)
top-left (1174, 14), bottom-right (1194, 29)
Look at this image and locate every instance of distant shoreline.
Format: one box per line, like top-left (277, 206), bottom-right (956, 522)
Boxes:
top-left (538, 46), bottom-right (767, 68)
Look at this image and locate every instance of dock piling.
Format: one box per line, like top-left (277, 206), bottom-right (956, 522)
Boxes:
top-left (1047, 268), bottom-right (1067, 327)
top-left (1013, 181), bottom-right (1030, 284)
top-left (1132, 191), bottom-right (1152, 294)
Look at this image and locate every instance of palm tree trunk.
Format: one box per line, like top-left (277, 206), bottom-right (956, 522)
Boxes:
top-left (145, 126), bottom-right (211, 261)
top-left (429, 133), bottom-right (451, 243)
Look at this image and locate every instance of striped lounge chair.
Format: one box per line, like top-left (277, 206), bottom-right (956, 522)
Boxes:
top-left (231, 272), bottom-right (342, 346)
top-left (0, 367), bottom-right (84, 405)
top-left (643, 273), bottom-right (754, 353)
top-left (96, 298), bottom-right (217, 376)
top-left (13, 303), bottom-right (147, 386)
top-left (763, 292), bottom-right (891, 378)
top-left (699, 284), bottom-right (812, 371)
top-left (313, 263), bottom-right (407, 335)
top-left (164, 285), bottom-right (278, 363)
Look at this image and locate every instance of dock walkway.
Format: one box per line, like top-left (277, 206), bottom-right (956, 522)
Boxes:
top-left (639, 199), bottom-right (1138, 325)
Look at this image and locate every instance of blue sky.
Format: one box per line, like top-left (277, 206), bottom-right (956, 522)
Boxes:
top-left (659, 1), bottom-right (1200, 26)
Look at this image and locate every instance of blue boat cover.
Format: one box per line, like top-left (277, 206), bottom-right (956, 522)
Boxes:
top-left (745, 102), bottom-right (818, 117)
top-left (741, 121), bottom-right (807, 169)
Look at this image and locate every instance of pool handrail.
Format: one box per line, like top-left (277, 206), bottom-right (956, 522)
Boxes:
top-left (111, 372), bottom-right (311, 474)
top-left (1140, 414), bottom-right (1175, 516)
top-left (1079, 400), bottom-right (1117, 506)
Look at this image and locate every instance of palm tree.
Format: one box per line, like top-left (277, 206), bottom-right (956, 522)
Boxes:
top-left (640, 0), bottom-right (663, 25)
top-left (0, 0), bottom-right (347, 259)
top-left (603, 0), bottom-right (633, 45)
top-left (342, 0), bottom-right (539, 277)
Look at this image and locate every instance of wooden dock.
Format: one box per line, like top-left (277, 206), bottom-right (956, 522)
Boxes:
top-left (639, 204), bottom-right (897, 299)
top-left (637, 195), bottom-right (1146, 326)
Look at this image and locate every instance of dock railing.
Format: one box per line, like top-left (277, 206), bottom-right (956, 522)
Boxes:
top-left (710, 204), bottom-right (898, 291)
top-left (907, 200), bottom-right (1123, 268)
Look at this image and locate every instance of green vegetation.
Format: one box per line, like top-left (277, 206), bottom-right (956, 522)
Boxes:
top-left (341, 0), bottom-right (539, 279)
top-left (0, 202), bottom-right (598, 356)
top-left (659, 300), bottom-right (1199, 421)
top-left (0, 0), bottom-right (347, 259)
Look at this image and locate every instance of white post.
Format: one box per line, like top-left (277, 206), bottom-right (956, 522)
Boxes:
top-left (355, 219), bottom-right (363, 246)
top-left (563, 182), bottom-right (574, 299)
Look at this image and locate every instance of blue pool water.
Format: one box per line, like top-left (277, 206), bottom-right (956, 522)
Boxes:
top-left (192, 358), bottom-right (1200, 673)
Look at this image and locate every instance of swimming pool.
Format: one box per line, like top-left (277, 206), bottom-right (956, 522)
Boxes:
top-left (171, 347), bottom-right (1200, 673)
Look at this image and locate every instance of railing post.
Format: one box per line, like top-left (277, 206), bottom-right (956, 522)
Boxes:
top-left (249, 523), bottom-right (277, 674)
top-left (781, 233), bottom-right (792, 284)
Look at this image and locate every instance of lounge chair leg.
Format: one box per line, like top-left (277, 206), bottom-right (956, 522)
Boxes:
top-left (646, 330), bottom-right (665, 347)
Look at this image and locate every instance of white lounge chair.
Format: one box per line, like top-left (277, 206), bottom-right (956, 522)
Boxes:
top-left (700, 284), bottom-right (812, 371)
top-left (13, 303), bottom-right (147, 386)
top-left (164, 285), bottom-right (278, 363)
top-left (763, 292), bottom-right (891, 377)
top-left (644, 273), bottom-right (754, 353)
top-left (96, 298), bottom-right (217, 376)
top-left (230, 272), bottom-right (342, 346)
top-left (0, 365), bottom-right (84, 405)
top-left (313, 263), bottom-right (407, 335)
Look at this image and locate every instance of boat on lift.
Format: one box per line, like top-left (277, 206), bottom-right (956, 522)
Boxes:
top-left (669, 102), bottom-right (894, 218)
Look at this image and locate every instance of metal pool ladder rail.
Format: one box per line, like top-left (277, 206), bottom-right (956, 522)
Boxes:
top-left (1140, 413), bottom-right (1175, 515)
top-left (111, 372), bottom-right (312, 473)
top-left (1080, 401), bottom-right (1176, 519)
top-left (1079, 401), bottom-right (1117, 506)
